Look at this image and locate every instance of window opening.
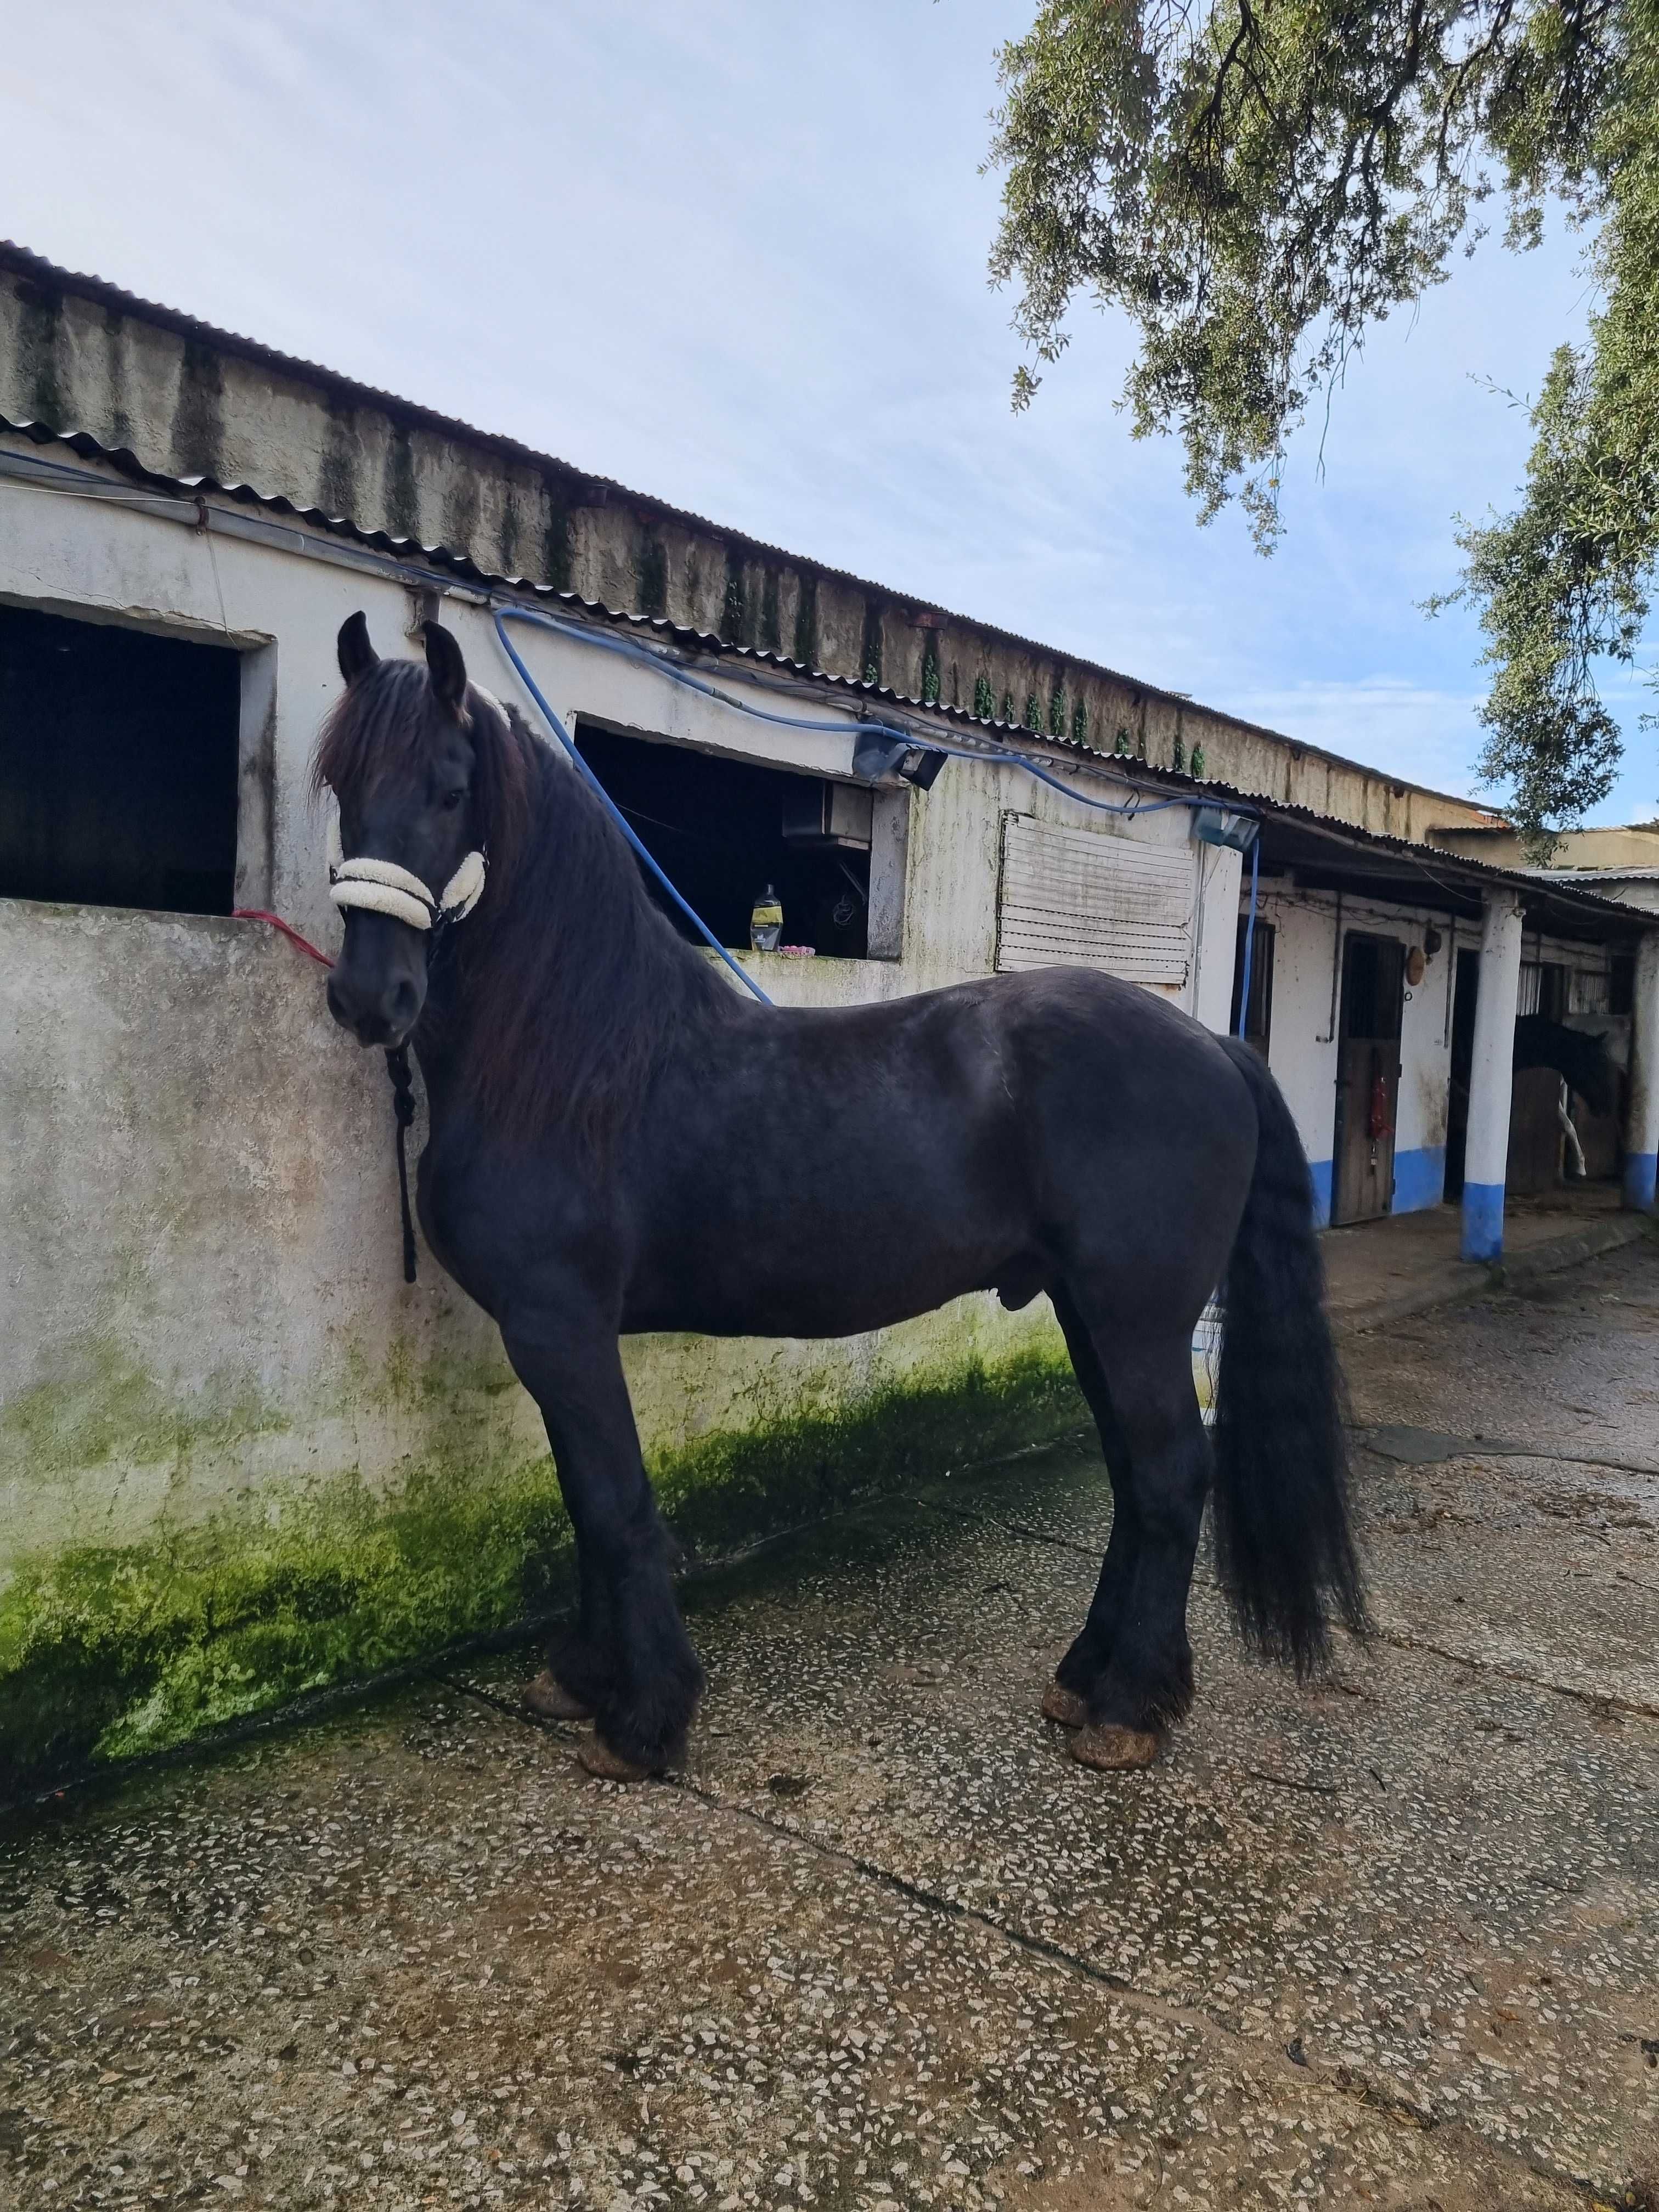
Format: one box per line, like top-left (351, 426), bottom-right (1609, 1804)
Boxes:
top-left (0, 603), bottom-right (241, 915)
top-left (574, 721), bottom-right (871, 958)
top-left (1229, 917), bottom-right (1275, 1053)
top-left (1518, 959), bottom-right (1566, 1020)
top-left (1339, 933), bottom-right (1405, 1042)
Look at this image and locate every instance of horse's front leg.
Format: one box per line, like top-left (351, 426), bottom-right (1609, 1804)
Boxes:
top-left (1557, 1090), bottom-right (1587, 1178)
top-left (523, 1546), bottom-right (613, 1723)
top-left (503, 1316), bottom-right (705, 1779)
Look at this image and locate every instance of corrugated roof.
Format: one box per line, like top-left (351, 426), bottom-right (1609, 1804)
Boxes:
top-left (1522, 867), bottom-right (1659, 883)
top-left (1252, 808), bottom-right (1649, 938)
top-left (0, 239), bottom-right (1503, 825)
top-left (4, 424), bottom-right (1639, 939)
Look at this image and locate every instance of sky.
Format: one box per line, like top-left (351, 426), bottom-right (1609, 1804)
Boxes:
top-left (2, 0), bottom-right (1652, 821)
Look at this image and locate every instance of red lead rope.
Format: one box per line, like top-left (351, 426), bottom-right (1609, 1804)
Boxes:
top-left (232, 909), bottom-right (335, 968)
top-left (1369, 1068), bottom-right (1393, 1142)
top-left (233, 907), bottom-right (418, 1283)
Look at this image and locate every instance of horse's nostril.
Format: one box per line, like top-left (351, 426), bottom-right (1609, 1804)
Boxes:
top-left (388, 979), bottom-right (420, 1031)
top-left (326, 977), bottom-right (351, 1026)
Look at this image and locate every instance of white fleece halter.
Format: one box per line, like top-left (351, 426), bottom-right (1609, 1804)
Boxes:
top-left (327, 808), bottom-right (487, 933)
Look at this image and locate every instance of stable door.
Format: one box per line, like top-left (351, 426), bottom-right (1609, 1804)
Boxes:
top-left (1331, 934), bottom-right (1404, 1225)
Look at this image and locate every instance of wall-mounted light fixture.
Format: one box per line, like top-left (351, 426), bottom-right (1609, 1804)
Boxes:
top-left (1191, 805), bottom-right (1260, 853)
top-left (852, 730), bottom-right (949, 788)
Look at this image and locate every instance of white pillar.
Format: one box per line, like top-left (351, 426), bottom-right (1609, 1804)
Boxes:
top-left (1462, 891), bottom-right (1524, 1262)
top-left (1625, 931), bottom-right (1659, 1212)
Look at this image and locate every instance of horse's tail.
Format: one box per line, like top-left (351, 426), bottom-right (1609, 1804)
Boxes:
top-left (1210, 1036), bottom-right (1367, 1674)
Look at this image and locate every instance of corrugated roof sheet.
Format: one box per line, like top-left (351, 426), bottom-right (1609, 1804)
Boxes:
top-left (2, 424), bottom-right (1642, 937)
top-left (0, 239), bottom-right (1503, 823)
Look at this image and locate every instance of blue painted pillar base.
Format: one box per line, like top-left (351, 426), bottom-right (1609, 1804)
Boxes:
top-left (1461, 1181), bottom-right (1505, 1262)
top-left (1624, 1151), bottom-right (1658, 1214)
top-left (1308, 1160), bottom-right (1333, 1229)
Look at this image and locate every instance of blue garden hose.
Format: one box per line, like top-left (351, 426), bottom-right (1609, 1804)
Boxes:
top-left (490, 601), bottom-right (1260, 1011)
top-left (493, 606), bottom-right (776, 1002)
top-left (1235, 837), bottom-right (1260, 1042)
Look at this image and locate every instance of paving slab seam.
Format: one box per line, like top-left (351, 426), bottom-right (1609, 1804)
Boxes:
top-left (924, 1499), bottom-right (1659, 1722)
top-left (1366, 1626), bottom-right (1659, 1722)
top-left (922, 1497), bottom-right (1102, 1560)
top-left (437, 1673), bottom-right (1626, 2207)
top-left (1360, 1427), bottom-right (1659, 1479)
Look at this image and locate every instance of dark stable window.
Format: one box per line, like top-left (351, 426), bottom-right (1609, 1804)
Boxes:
top-left (575, 722), bottom-right (871, 958)
top-left (0, 603), bottom-right (241, 915)
top-left (1340, 934), bottom-right (1404, 1041)
top-left (1610, 953), bottom-right (1635, 1017)
top-left (1229, 918), bottom-right (1275, 1052)
top-left (1519, 959), bottom-right (1567, 1020)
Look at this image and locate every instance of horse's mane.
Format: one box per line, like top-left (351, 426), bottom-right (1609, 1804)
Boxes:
top-left (313, 659), bottom-right (737, 1144)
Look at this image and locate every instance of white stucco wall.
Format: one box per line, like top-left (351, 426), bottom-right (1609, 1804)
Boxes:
top-left (1254, 891), bottom-right (1461, 1220)
top-left (1253, 894), bottom-right (1341, 1210)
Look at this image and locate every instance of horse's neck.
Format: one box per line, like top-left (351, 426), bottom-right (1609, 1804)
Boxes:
top-left (409, 963), bottom-right (472, 1128)
top-left (410, 747), bottom-right (739, 1144)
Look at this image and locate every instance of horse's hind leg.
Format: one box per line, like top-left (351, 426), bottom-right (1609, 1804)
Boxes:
top-left (1044, 1285), bottom-right (1139, 1729)
top-left (1059, 1311), bottom-right (1212, 1772)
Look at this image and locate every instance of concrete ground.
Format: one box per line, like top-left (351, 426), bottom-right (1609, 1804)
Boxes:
top-left (1320, 1184), bottom-right (1645, 1335)
top-left (4, 1237), bottom-right (1658, 2212)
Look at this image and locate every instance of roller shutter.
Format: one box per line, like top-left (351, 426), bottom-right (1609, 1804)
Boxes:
top-left (995, 814), bottom-right (1193, 989)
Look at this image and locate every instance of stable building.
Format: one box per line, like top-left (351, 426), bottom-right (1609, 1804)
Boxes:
top-left (2, 241), bottom-right (1655, 1782)
top-left (1234, 810), bottom-right (1647, 1238)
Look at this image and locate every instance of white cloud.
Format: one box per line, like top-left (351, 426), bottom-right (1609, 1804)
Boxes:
top-left (1227, 680), bottom-right (1490, 799)
top-left (2, 0), bottom-right (1651, 822)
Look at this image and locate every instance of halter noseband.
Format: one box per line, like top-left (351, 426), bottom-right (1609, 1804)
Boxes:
top-left (325, 803), bottom-right (487, 1291)
top-left (327, 809), bottom-right (487, 933)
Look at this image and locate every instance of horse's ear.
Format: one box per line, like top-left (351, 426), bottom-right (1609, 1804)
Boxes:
top-left (423, 621), bottom-right (467, 714)
top-left (337, 611), bottom-right (379, 685)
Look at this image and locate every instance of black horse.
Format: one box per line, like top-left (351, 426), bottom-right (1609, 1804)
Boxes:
top-left (318, 617), bottom-right (1363, 1779)
top-left (1513, 1015), bottom-right (1617, 1117)
top-left (1513, 1015), bottom-right (1618, 1180)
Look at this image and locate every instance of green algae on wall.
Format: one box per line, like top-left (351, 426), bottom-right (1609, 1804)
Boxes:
top-left (0, 1342), bottom-right (1085, 1794)
top-left (0, 1339), bottom-right (292, 1489)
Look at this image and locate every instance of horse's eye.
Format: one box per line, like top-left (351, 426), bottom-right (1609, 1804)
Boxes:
top-left (440, 788), bottom-right (466, 812)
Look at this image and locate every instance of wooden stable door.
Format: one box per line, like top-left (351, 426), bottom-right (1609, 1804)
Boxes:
top-left (1332, 934), bottom-right (1404, 1225)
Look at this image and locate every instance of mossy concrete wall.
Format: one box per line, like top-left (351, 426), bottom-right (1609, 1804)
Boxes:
top-left (0, 899), bottom-right (1084, 1791)
top-left (0, 467), bottom-right (1142, 1793)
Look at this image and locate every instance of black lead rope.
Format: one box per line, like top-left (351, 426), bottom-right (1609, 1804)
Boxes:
top-left (385, 1045), bottom-right (419, 1284)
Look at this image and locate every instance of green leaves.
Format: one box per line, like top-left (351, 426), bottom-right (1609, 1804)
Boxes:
top-left (987, 0), bottom-right (1650, 840)
top-left (1442, 0), bottom-right (1659, 841)
top-left (988, 0), bottom-right (1539, 545)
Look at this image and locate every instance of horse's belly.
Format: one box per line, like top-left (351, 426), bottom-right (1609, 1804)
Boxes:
top-left (624, 1224), bottom-right (1023, 1339)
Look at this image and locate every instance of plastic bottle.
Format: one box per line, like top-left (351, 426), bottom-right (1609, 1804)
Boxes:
top-left (749, 884), bottom-right (783, 953)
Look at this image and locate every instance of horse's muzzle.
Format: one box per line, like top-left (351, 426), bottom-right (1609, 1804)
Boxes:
top-left (326, 969), bottom-right (422, 1049)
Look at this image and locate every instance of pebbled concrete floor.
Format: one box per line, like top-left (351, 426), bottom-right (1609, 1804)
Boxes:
top-left (3, 1238), bottom-right (1657, 2211)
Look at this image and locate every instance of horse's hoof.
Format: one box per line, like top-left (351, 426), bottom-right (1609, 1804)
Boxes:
top-left (523, 1669), bottom-right (593, 1723)
top-left (577, 1735), bottom-right (657, 1783)
top-left (1070, 1723), bottom-right (1162, 1771)
top-left (1040, 1680), bottom-right (1090, 1729)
